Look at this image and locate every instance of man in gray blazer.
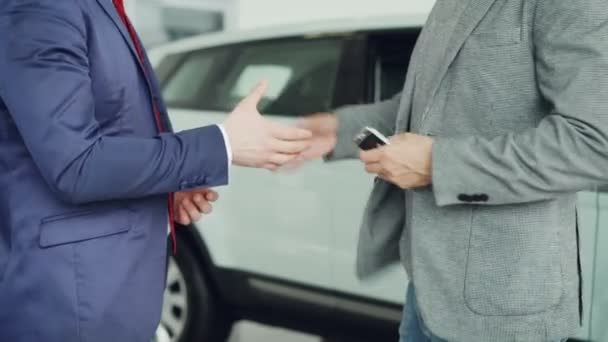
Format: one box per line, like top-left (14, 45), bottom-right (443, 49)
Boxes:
top-left (300, 0), bottom-right (608, 341)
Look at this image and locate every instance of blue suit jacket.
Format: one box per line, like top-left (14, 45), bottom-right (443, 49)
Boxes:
top-left (0, 1), bottom-right (229, 341)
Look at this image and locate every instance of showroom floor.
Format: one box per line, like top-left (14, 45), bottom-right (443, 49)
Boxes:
top-left (228, 321), bottom-right (320, 342)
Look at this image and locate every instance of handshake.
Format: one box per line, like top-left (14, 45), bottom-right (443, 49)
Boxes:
top-left (177, 81), bottom-right (434, 225)
top-left (175, 80), bottom-right (338, 225)
top-left (222, 81), bottom-right (337, 170)
top-left (222, 80), bottom-right (433, 180)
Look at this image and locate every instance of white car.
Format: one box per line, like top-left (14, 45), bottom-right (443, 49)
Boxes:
top-left (149, 16), bottom-right (607, 342)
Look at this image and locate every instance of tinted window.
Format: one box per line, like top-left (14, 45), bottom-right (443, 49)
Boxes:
top-left (376, 56), bottom-right (409, 101)
top-left (163, 49), bottom-right (226, 106)
top-left (161, 38), bottom-right (344, 116)
top-left (154, 52), bottom-right (185, 85)
top-left (367, 30), bottom-right (419, 102)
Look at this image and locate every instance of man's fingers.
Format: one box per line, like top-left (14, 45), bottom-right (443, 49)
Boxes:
top-left (360, 149), bottom-right (382, 163)
top-left (296, 113), bottom-right (337, 134)
top-left (296, 116), bottom-right (323, 132)
top-left (237, 80), bottom-right (268, 109)
top-left (183, 200), bottom-right (202, 222)
top-left (199, 202), bottom-right (213, 215)
top-left (191, 194), bottom-right (213, 214)
top-left (192, 194), bottom-right (207, 212)
top-left (268, 122), bottom-right (312, 141)
top-left (365, 162), bottom-right (383, 175)
top-left (178, 207), bottom-right (191, 226)
top-left (205, 203), bottom-right (213, 214)
top-left (269, 153), bottom-right (299, 166)
top-left (271, 138), bottom-right (310, 155)
top-left (298, 136), bottom-right (335, 160)
top-left (203, 190), bottom-right (219, 202)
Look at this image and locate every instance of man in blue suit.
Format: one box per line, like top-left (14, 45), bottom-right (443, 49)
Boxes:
top-left (0, 1), bottom-right (312, 341)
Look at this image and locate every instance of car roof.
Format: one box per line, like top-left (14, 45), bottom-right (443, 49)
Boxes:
top-left (148, 14), bottom-right (427, 59)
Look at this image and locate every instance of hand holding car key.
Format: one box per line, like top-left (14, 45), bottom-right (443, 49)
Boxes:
top-left (353, 126), bottom-right (390, 150)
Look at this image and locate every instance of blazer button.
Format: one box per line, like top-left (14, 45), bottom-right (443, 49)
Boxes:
top-left (458, 194), bottom-right (472, 202)
top-left (179, 181), bottom-right (190, 190)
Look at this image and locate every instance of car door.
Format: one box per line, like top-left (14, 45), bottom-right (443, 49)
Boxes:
top-left (574, 190), bottom-right (601, 341)
top-left (329, 29), bottom-right (420, 304)
top-left (584, 189), bottom-right (608, 342)
top-left (158, 36), bottom-right (346, 290)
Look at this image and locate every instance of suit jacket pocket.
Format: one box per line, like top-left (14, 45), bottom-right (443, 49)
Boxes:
top-left (39, 209), bottom-right (132, 248)
top-left (464, 201), bottom-right (563, 316)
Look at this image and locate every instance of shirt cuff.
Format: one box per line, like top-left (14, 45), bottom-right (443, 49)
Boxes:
top-left (217, 123), bottom-right (232, 169)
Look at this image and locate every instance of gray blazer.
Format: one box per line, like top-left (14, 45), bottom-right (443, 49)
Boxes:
top-left (328, 0), bottom-right (608, 340)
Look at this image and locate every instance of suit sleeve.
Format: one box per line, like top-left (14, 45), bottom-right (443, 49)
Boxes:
top-left (0, 1), bottom-right (228, 204)
top-left (432, 0), bottom-right (608, 206)
top-left (327, 93), bottom-right (401, 161)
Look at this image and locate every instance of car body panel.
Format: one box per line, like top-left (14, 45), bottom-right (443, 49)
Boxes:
top-left (148, 14), bottom-right (429, 65)
top-left (589, 192), bottom-right (608, 341)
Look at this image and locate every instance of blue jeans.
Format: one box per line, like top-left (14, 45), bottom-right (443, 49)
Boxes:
top-left (399, 284), bottom-right (446, 342)
top-left (398, 284), bottom-right (568, 342)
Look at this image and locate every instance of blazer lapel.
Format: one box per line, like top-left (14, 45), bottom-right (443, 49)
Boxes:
top-left (418, 0), bottom-right (498, 126)
top-left (95, 0), bottom-right (145, 72)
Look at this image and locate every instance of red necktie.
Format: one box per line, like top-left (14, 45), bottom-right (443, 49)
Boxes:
top-left (113, 0), bottom-right (177, 254)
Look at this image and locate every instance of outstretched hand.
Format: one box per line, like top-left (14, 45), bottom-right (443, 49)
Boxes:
top-left (296, 112), bottom-right (338, 161)
top-left (223, 81), bottom-right (313, 170)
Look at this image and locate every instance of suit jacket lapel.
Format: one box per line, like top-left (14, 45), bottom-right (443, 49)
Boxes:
top-left (416, 0), bottom-right (498, 127)
top-left (95, 0), bottom-right (145, 72)
top-left (94, 0), bottom-right (172, 131)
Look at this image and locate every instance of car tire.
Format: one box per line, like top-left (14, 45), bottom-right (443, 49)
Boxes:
top-left (159, 232), bottom-right (233, 342)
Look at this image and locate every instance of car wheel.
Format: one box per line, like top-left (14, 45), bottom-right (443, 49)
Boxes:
top-left (159, 234), bottom-right (233, 342)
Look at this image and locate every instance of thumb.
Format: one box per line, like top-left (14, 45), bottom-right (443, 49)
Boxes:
top-left (236, 80), bottom-right (268, 111)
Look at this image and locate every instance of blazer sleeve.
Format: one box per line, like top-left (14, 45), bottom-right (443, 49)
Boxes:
top-left (0, 1), bottom-right (228, 204)
top-left (432, 0), bottom-right (608, 206)
top-left (327, 93), bottom-right (402, 161)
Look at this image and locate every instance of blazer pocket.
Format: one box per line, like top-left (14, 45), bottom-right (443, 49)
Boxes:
top-left (468, 28), bottom-right (521, 47)
top-left (463, 202), bottom-right (563, 316)
top-left (39, 209), bottom-right (132, 248)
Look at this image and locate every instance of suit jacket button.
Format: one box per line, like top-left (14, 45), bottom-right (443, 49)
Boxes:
top-left (179, 181), bottom-right (189, 190)
top-left (458, 194), bottom-right (471, 202)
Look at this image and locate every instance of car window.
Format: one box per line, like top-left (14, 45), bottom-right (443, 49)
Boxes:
top-left (367, 30), bottom-right (419, 103)
top-left (229, 65), bottom-right (293, 101)
top-left (161, 38), bottom-right (344, 117)
top-left (376, 57), bottom-right (409, 101)
top-left (154, 52), bottom-right (185, 85)
top-left (163, 51), bottom-right (219, 106)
